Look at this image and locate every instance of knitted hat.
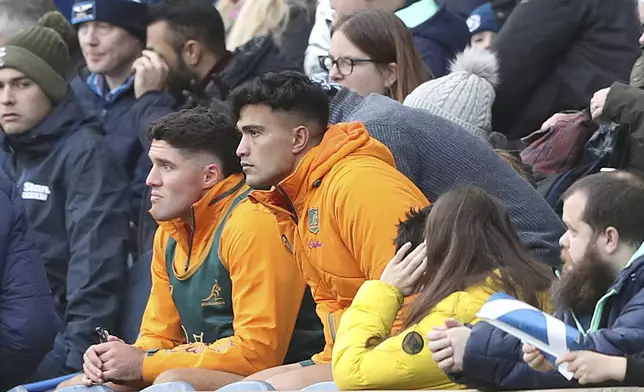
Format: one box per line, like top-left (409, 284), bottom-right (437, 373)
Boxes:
top-left (0, 21), bottom-right (71, 104)
top-left (403, 47), bottom-right (499, 140)
top-left (71, 0), bottom-right (148, 42)
top-left (467, 3), bottom-right (500, 36)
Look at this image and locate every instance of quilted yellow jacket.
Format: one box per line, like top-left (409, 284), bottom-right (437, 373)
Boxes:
top-left (332, 279), bottom-right (501, 390)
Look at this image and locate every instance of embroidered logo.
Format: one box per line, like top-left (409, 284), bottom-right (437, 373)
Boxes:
top-left (282, 234), bottom-right (294, 254)
top-left (0, 47), bottom-right (6, 67)
top-left (308, 208), bottom-right (320, 234)
top-left (466, 14), bottom-right (481, 32)
top-left (201, 280), bottom-right (225, 307)
top-left (21, 182), bottom-right (51, 201)
top-left (308, 239), bottom-right (322, 249)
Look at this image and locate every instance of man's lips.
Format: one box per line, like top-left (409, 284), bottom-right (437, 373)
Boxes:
top-left (1, 113), bottom-right (19, 122)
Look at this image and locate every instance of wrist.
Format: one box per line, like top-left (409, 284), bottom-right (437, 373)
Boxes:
top-left (611, 356), bottom-right (627, 382)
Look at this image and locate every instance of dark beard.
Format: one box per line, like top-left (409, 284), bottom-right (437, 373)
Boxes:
top-left (166, 58), bottom-right (200, 101)
top-left (551, 245), bottom-right (618, 316)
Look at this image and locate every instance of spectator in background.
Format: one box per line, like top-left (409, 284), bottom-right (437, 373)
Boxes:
top-left (0, 170), bottom-right (57, 391)
top-left (466, 2), bottom-right (498, 51)
top-left (303, 0), bottom-right (333, 80)
top-left (146, 0), bottom-right (309, 105)
top-left (404, 47), bottom-right (498, 141)
top-left (70, 0), bottom-right (155, 247)
top-left (490, 0), bottom-right (641, 141)
top-left (333, 0), bottom-right (468, 78)
top-left (430, 171), bottom-right (644, 390)
top-left (0, 0), bottom-right (56, 44)
top-left (323, 9), bottom-right (429, 103)
top-left (0, 22), bottom-right (129, 379)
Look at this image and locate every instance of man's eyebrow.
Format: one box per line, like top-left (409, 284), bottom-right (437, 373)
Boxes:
top-left (0, 76), bottom-right (29, 84)
top-left (239, 124), bottom-right (265, 132)
top-left (153, 157), bottom-right (174, 166)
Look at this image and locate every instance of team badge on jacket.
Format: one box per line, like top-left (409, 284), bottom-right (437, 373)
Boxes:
top-left (308, 208), bottom-right (320, 234)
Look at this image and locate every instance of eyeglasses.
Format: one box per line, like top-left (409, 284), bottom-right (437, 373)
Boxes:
top-left (318, 55), bottom-right (376, 76)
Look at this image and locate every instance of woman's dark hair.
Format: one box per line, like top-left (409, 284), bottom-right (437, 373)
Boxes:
top-left (334, 9), bottom-right (430, 103)
top-left (403, 185), bottom-right (553, 329)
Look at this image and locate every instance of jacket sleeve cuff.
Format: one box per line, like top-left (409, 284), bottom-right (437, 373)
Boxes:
top-left (141, 349), bottom-right (165, 383)
top-left (604, 82), bottom-right (630, 120)
top-left (353, 280), bottom-right (403, 327)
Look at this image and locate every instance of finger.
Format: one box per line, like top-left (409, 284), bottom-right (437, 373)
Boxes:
top-left (81, 374), bottom-right (94, 387)
top-left (107, 335), bottom-right (125, 343)
top-left (144, 50), bottom-right (168, 71)
top-left (444, 318), bottom-right (463, 328)
top-left (432, 325), bottom-right (448, 332)
top-left (84, 347), bottom-right (103, 370)
top-left (438, 357), bottom-right (455, 371)
top-left (389, 243), bottom-right (412, 266)
top-left (432, 346), bottom-right (454, 362)
top-left (427, 338), bottom-right (451, 352)
top-left (83, 362), bottom-right (102, 383)
top-left (136, 56), bottom-right (154, 71)
top-left (131, 57), bottom-right (145, 71)
top-left (522, 344), bottom-right (537, 353)
top-left (555, 352), bottom-right (575, 366)
top-left (406, 255), bottom-right (428, 283)
top-left (403, 245), bottom-right (427, 272)
top-left (426, 330), bottom-right (447, 341)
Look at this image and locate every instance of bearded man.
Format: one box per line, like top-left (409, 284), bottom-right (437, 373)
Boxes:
top-left (426, 171), bottom-right (644, 390)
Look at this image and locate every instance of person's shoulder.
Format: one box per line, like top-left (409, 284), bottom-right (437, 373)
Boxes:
top-left (226, 199), bottom-right (276, 230)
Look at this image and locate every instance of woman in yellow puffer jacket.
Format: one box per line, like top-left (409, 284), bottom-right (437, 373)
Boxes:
top-left (332, 185), bottom-right (554, 390)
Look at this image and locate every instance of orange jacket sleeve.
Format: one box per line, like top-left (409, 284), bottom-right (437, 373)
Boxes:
top-left (332, 164), bottom-right (429, 280)
top-left (138, 202), bottom-right (306, 382)
top-left (134, 229), bottom-right (186, 353)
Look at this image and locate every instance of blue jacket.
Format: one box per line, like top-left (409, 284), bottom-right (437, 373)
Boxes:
top-left (410, 6), bottom-right (470, 78)
top-left (71, 70), bottom-right (159, 224)
top-left (0, 94), bottom-right (130, 378)
top-left (455, 248), bottom-right (644, 390)
top-left (0, 171), bottom-right (57, 390)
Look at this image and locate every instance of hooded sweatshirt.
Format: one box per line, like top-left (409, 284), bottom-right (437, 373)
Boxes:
top-left (249, 121), bottom-right (429, 363)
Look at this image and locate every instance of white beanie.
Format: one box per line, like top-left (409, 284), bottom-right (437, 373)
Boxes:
top-left (403, 47), bottom-right (499, 140)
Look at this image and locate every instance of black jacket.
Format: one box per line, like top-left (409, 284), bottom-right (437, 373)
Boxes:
top-left (0, 95), bottom-right (130, 378)
top-left (491, 0), bottom-right (641, 140)
top-left (0, 170), bottom-right (56, 390)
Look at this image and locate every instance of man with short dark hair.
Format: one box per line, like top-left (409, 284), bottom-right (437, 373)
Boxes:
top-left (428, 171), bottom-right (644, 390)
top-left (0, 22), bottom-right (129, 379)
top-left (145, 0), bottom-right (303, 104)
top-left (175, 71), bottom-right (428, 390)
top-left (64, 107), bottom-right (323, 391)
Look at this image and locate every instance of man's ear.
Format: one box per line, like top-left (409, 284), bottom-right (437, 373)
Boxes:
top-left (604, 226), bottom-right (620, 255)
top-left (182, 40), bottom-right (202, 67)
top-left (292, 125), bottom-right (311, 154)
top-left (203, 163), bottom-right (223, 189)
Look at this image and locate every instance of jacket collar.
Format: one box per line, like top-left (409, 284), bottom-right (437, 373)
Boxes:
top-left (158, 173), bottom-right (247, 254)
top-left (1, 93), bottom-right (87, 155)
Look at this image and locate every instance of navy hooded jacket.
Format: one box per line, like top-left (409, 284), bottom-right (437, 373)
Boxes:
top-left (453, 245), bottom-right (644, 390)
top-left (0, 171), bottom-right (57, 390)
top-left (409, 6), bottom-right (470, 78)
top-left (0, 94), bottom-right (130, 378)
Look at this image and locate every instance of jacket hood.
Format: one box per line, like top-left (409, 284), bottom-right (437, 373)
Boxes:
top-left (414, 7), bottom-right (470, 58)
top-left (1, 92), bottom-right (103, 155)
top-left (249, 121), bottom-right (396, 215)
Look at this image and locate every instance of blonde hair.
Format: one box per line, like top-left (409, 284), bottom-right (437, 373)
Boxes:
top-left (223, 0), bottom-right (308, 51)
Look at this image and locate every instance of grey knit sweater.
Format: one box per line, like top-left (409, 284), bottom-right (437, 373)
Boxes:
top-left (329, 88), bottom-right (565, 266)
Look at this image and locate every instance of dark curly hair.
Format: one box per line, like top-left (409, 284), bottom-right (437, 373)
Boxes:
top-left (148, 106), bottom-right (242, 177)
top-left (228, 71), bottom-right (330, 131)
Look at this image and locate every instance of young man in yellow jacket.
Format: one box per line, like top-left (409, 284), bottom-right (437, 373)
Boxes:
top-left (224, 71), bottom-right (428, 389)
top-left (62, 107), bottom-right (323, 391)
